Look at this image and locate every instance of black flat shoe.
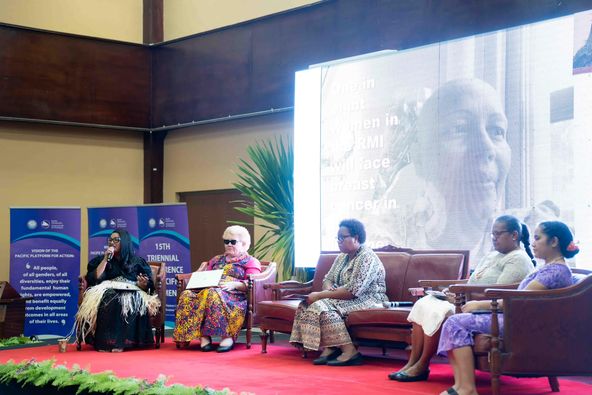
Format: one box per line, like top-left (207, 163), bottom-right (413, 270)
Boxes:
top-left (216, 343), bottom-right (234, 353)
top-left (326, 352), bottom-right (363, 366)
top-left (201, 343), bottom-right (216, 352)
top-left (389, 369), bottom-right (430, 382)
top-left (313, 349), bottom-right (342, 365)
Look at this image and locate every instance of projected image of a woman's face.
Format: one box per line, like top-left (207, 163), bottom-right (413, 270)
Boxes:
top-left (416, 79), bottom-right (511, 242)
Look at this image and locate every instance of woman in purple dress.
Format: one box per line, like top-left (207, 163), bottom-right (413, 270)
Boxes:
top-left (437, 221), bottom-right (578, 395)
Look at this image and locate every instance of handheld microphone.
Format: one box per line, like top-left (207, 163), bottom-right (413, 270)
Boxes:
top-left (106, 247), bottom-right (115, 261)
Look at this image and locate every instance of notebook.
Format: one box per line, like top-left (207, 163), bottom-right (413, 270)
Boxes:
top-left (186, 269), bottom-right (223, 289)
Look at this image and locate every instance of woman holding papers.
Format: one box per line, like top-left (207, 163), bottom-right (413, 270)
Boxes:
top-left (76, 229), bottom-right (159, 352)
top-left (437, 221), bottom-right (576, 395)
top-left (173, 225), bottom-right (261, 352)
top-left (389, 215), bottom-right (534, 382)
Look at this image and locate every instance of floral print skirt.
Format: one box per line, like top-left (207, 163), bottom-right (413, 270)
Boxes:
top-left (173, 288), bottom-right (247, 341)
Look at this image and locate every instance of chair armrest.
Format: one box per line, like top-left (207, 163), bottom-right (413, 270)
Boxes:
top-left (78, 275), bottom-right (88, 306)
top-left (449, 282), bottom-right (519, 295)
top-left (248, 262), bottom-right (278, 324)
top-left (447, 283), bottom-right (518, 312)
top-left (175, 273), bottom-right (193, 304)
top-left (263, 280), bottom-right (313, 301)
top-left (484, 286), bottom-right (571, 299)
top-left (418, 279), bottom-right (469, 289)
top-left (263, 280), bottom-right (313, 290)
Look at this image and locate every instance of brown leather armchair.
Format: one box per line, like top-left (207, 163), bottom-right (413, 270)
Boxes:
top-left (76, 261), bottom-right (167, 350)
top-left (471, 269), bottom-right (592, 395)
top-left (174, 261), bottom-right (277, 349)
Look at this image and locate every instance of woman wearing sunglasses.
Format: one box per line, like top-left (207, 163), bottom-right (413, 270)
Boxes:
top-left (173, 225), bottom-right (261, 352)
top-left (76, 229), bottom-right (159, 352)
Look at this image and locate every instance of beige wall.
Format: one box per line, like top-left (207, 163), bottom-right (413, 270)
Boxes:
top-left (164, 112), bottom-right (293, 246)
top-left (0, 0), bottom-right (143, 42)
top-left (0, 122), bottom-right (144, 281)
top-left (164, 0), bottom-right (319, 41)
top-left (0, 1), bottom-right (300, 279)
top-left (0, 0), bottom-right (319, 43)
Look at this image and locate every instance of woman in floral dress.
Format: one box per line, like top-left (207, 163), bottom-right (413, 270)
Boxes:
top-left (173, 225), bottom-right (260, 352)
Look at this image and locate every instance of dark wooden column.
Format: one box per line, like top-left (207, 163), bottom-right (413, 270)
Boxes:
top-left (143, 0), bottom-right (163, 44)
top-left (143, 0), bottom-right (163, 202)
top-left (144, 131), bottom-right (167, 203)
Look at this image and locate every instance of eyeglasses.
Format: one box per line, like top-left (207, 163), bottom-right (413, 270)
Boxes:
top-left (224, 239), bottom-right (239, 245)
top-left (336, 235), bottom-right (353, 242)
top-left (490, 230), bottom-right (511, 239)
top-left (107, 237), bottom-right (121, 243)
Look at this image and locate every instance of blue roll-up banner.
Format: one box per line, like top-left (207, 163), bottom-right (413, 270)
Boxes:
top-left (9, 207), bottom-right (81, 337)
top-left (87, 204), bottom-right (191, 326)
top-left (87, 206), bottom-right (140, 262)
top-left (137, 203), bottom-right (191, 324)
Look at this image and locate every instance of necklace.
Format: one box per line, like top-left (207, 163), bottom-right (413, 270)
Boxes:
top-left (546, 258), bottom-right (565, 265)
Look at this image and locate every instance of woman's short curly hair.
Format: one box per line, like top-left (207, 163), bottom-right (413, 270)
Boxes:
top-left (223, 225), bottom-right (251, 250)
top-left (339, 219), bottom-right (366, 244)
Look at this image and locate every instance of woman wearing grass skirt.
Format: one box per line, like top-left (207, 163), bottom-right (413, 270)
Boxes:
top-left (76, 229), bottom-right (159, 352)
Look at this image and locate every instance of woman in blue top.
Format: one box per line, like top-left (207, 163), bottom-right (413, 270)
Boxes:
top-left (437, 221), bottom-right (578, 395)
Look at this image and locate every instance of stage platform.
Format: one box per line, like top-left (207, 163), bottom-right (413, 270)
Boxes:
top-left (1, 331), bottom-right (591, 395)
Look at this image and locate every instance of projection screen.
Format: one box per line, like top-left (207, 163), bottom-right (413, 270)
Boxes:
top-left (294, 10), bottom-right (592, 269)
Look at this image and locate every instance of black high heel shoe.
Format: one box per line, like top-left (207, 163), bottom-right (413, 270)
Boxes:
top-left (389, 369), bottom-right (430, 382)
top-left (201, 343), bottom-right (216, 352)
top-left (313, 349), bottom-right (342, 365)
top-left (326, 352), bottom-right (363, 366)
top-left (217, 342), bottom-right (234, 353)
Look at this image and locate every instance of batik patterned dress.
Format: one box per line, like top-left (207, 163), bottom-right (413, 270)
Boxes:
top-left (173, 254), bottom-right (261, 341)
top-left (437, 263), bottom-right (573, 355)
top-left (290, 245), bottom-right (387, 351)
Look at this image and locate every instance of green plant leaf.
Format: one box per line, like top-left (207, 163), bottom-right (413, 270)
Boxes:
top-left (231, 136), bottom-right (294, 281)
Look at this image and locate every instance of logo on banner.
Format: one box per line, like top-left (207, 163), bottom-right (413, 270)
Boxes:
top-left (108, 218), bottom-right (128, 228)
top-left (157, 217), bottom-right (176, 228)
top-left (99, 219), bottom-right (107, 228)
top-left (27, 220), bottom-right (38, 230)
top-left (41, 220), bottom-right (50, 229)
top-left (148, 218), bottom-right (157, 228)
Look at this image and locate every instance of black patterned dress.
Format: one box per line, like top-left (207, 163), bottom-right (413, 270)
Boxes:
top-left (81, 255), bottom-right (155, 351)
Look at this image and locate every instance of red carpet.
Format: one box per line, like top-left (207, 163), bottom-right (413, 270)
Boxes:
top-left (1, 339), bottom-right (590, 395)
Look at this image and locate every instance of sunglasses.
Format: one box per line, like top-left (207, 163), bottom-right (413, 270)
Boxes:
top-left (223, 239), bottom-right (239, 245)
top-left (107, 237), bottom-right (121, 243)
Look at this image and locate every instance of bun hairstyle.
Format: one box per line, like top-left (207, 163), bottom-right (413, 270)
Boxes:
top-left (495, 215), bottom-right (535, 264)
top-left (538, 221), bottom-right (580, 259)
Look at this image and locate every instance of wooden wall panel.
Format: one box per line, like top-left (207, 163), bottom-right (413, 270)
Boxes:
top-left (0, 25), bottom-right (150, 129)
top-left (151, 0), bottom-right (592, 128)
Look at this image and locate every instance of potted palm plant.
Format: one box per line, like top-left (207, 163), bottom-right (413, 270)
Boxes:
top-left (232, 137), bottom-right (294, 281)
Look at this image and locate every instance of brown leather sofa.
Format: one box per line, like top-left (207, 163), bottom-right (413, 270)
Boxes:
top-left (256, 246), bottom-right (469, 353)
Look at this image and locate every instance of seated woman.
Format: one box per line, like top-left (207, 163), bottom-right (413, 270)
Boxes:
top-left (290, 218), bottom-right (387, 366)
top-left (437, 221), bottom-right (577, 395)
top-left (389, 215), bottom-right (535, 382)
top-left (173, 225), bottom-right (261, 352)
top-left (76, 229), bottom-right (159, 352)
